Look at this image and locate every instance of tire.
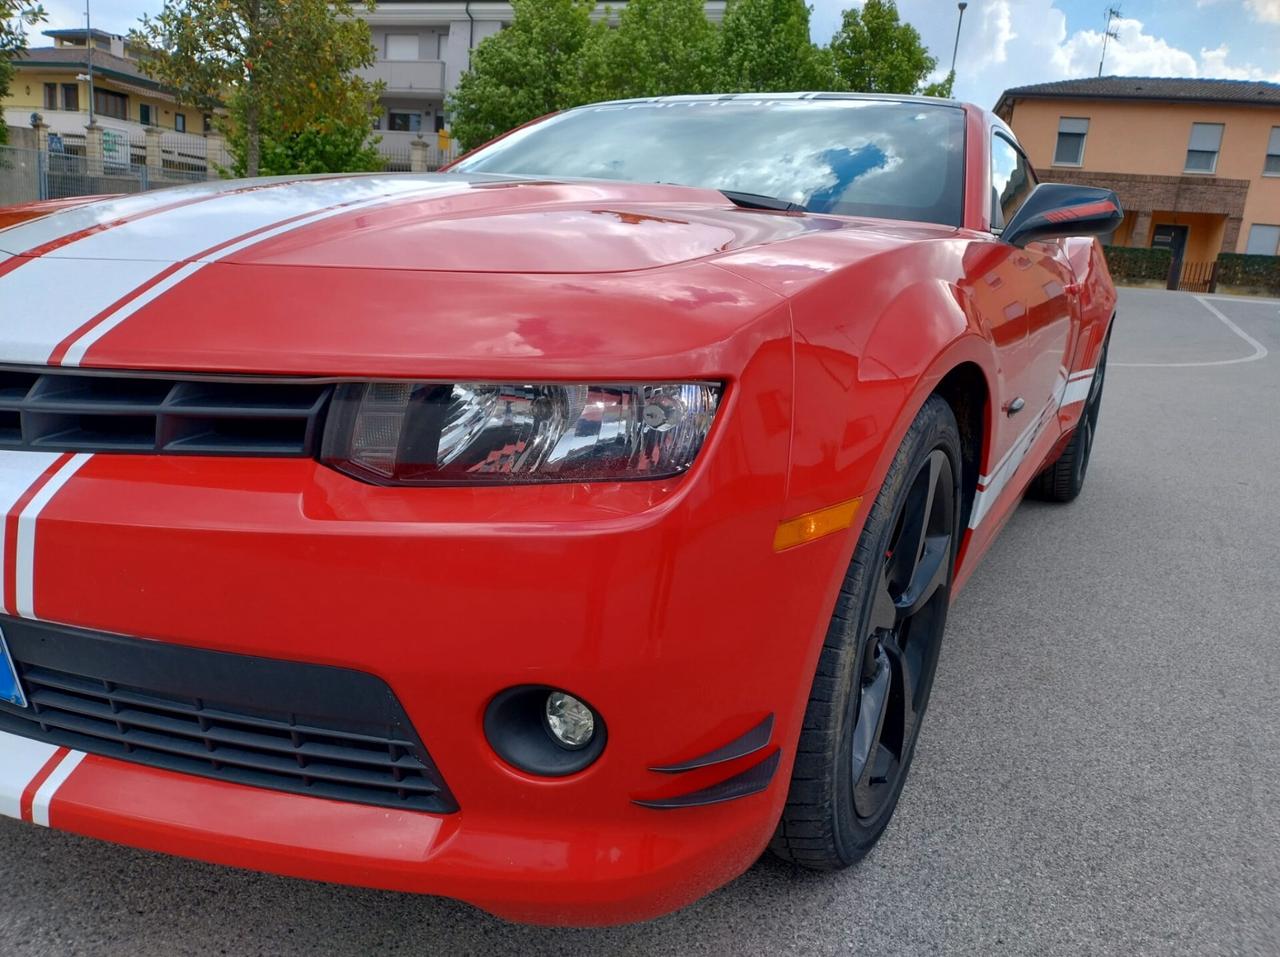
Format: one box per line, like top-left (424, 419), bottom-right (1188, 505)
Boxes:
top-left (771, 394), bottom-right (960, 870)
top-left (1031, 331), bottom-right (1110, 503)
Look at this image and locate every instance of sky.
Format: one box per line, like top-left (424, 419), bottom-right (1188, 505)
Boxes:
top-left (29, 0), bottom-right (1280, 110)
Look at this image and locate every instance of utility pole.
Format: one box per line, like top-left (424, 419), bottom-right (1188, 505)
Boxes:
top-left (85, 0), bottom-right (96, 124)
top-left (1098, 6), bottom-right (1121, 77)
top-left (950, 2), bottom-right (968, 76)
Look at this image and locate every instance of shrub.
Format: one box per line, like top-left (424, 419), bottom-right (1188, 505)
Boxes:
top-left (1215, 253), bottom-right (1280, 294)
top-left (1102, 245), bottom-right (1171, 284)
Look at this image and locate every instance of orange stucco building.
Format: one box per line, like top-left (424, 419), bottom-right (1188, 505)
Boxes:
top-left (996, 77), bottom-right (1280, 281)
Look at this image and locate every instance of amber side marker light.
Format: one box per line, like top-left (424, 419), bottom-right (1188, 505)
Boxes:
top-left (773, 497), bottom-right (863, 552)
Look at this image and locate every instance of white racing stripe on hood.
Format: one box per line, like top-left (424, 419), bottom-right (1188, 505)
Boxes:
top-left (0, 176), bottom-right (467, 365)
top-left (0, 175), bottom-right (345, 254)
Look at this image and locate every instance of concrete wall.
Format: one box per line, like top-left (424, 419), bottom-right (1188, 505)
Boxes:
top-left (1006, 97), bottom-right (1280, 254)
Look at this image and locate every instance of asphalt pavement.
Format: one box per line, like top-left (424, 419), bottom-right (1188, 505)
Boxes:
top-left (2, 287), bottom-right (1278, 956)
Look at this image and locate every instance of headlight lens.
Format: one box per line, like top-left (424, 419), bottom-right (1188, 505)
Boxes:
top-left (321, 381), bottom-right (721, 485)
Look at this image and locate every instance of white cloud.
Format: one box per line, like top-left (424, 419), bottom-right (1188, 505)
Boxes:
top-left (1246, 0), bottom-right (1280, 22)
top-left (1198, 44), bottom-right (1280, 81)
top-left (1055, 18), bottom-right (1198, 77)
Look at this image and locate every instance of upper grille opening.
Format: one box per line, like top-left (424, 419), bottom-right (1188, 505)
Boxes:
top-left (0, 366), bottom-right (333, 457)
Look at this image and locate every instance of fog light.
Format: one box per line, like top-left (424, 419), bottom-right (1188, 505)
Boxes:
top-left (545, 691), bottom-right (595, 749)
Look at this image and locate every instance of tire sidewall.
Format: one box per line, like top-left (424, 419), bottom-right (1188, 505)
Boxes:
top-left (829, 396), bottom-right (962, 863)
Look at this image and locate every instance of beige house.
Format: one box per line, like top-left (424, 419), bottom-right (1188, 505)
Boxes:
top-left (996, 77), bottom-right (1280, 280)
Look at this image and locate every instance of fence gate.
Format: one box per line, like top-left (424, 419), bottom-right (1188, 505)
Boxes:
top-left (1168, 259), bottom-right (1219, 294)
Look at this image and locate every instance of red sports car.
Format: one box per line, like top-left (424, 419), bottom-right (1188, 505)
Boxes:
top-left (0, 94), bottom-right (1118, 925)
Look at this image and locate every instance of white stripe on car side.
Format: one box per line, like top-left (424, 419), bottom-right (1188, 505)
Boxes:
top-left (0, 730), bottom-right (61, 821)
top-left (968, 365), bottom-right (1096, 530)
top-left (1060, 367), bottom-right (1096, 406)
top-left (30, 750), bottom-right (87, 826)
top-left (0, 451), bottom-right (66, 615)
top-left (0, 176), bottom-right (466, 365)
top-left (16, 452), bottom-right (92, 619)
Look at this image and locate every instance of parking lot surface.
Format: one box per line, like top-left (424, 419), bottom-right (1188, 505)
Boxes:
top-left (2, 287), bottom-right (1278, 956)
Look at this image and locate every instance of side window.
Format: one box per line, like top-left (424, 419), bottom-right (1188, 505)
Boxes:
top-left (991, 133), bottom-right (1036, 232)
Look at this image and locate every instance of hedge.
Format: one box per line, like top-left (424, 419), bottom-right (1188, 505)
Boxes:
top-left (1215, 253), bottom-right (1280, 294)
top-left (1102, 245), bottom-right (1172, 284)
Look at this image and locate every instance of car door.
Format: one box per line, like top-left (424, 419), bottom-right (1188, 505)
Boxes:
top-left (965, 133), bottom-right (1077, 528)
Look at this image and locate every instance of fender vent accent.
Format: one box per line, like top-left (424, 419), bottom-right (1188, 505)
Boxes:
top-left (634, 749), bottom-right (781, 810)
top-left (649, 714), bottom-right (774, 773)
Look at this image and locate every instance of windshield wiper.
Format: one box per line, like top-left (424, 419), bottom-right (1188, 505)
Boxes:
top-left (720, 190), bottom-right (806, 213)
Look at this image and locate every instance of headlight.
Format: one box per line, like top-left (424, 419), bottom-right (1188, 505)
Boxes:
top-left (320, 381), bottom-right (721, 485)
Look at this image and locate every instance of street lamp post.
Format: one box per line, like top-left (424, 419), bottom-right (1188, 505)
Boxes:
top-left (950, 2), bottom-right (968, 77)
top-left (85, 0), bottom-right (96, 125)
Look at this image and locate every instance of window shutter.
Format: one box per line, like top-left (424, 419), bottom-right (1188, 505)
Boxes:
top-left (1058, 117), bottom-right (1089, 134)
top-left (1188, 123), bottom-right (1223, 152)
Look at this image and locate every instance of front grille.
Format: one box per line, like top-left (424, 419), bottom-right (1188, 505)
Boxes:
top-left (0, 618), bottom-right (456, 813)
top-left (0, 366), bottom-right (332, 456)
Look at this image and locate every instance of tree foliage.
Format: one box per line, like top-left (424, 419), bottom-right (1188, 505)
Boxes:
top-left (571, 0), bottom-right (718, 103)
top-left (132, 0), bottom-right (381, 176)
top-left (828, 0), bottom-right (939, 95)
top-left (448, 0), bottom-right (947, 152)
top-left (717, 0), bottom-right (824, 93)
top-left (447, 0), bottom-right (595, 151)
top-left (1, 2), bottom-right (46, 145)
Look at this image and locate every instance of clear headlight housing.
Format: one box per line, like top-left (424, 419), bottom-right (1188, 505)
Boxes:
top-left (321, 382), bottom-right (721, 485)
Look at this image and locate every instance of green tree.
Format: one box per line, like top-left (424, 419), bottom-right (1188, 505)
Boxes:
top-left (132, 0), bottom-right (381, 176)
top-left (717, 0), bottom-right (824, 93)
top-left (1, 2), bottom-right (47, 146)
top-left (225, 93), bottom-right (383, 176)
top-left (570, 0), bottom-right (718, 103)
top-left (827, 0), bottom-right (939, 95)
top-left (447, 0), bottom-right (595, 151)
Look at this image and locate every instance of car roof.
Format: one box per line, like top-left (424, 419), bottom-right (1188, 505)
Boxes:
top-left (580, 92), bottom-right (973, 111)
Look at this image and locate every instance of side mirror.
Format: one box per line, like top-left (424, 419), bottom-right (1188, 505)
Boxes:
top-left (1001, 183), bottom-right (1123, 248)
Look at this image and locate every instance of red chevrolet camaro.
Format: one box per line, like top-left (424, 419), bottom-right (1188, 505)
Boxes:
top-left (0, 94), bottom-right (1118, 925)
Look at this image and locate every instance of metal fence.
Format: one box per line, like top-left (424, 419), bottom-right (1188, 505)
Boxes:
top-left (0, 143), bottom-right (207, 206)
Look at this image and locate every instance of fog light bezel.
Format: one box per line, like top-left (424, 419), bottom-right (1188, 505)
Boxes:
top-left (484, 685), bottom-right (607, 777)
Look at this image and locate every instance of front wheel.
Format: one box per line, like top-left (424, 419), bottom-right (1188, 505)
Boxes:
top-left (771, 395), bottom-right (960, 869)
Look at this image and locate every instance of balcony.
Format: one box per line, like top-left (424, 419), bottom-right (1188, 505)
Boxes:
top-left (359, 59), bottom-right (446, 95)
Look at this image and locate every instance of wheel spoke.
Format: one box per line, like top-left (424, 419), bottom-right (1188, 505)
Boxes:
top-left (885, 459), bottom-right (937, 593)
top-left (893, 532), bottom-right (952, 620)
top-left (849, 644), bottom-right (890, 787)
top-left (881, 630), bottom-right (919, 740)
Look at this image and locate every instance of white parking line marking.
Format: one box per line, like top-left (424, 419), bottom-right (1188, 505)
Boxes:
top-left (1112, 295), bottom-right (1270, 368)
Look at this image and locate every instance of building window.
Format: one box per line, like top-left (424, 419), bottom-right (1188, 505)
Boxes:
top-left (386, 34), bottom-right (419, 60)
top-left (1265, 127), bottom-right (1280, 176)
top-left (61, 84), bottom-right (79, 112)
top-left (1185, 122), bottom-right (1224, 173)
top-left (437, 33), bottom-right (447, 58)
top-left (1054, 117), bottom-right (1088, 166)
top-left (43, 83), bottom-right (57, 110)
top-left (139, 103), bottom-right (153, 126)
top-left (94, 89), bottom-right (128, 120)
top-left (991, 133), bottom-right (1036, 231)
top-left (203, 114), bottom-right (213, 133)
top-left (387, 111), bottom-right (423, 133)
top-left (1245, 224), bottom-right (1280, 256)
top-left (174, 112), bottom-right (186, 133)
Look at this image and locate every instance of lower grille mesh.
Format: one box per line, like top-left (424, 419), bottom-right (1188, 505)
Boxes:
top-left (0, 618), bottom-right (455, 813)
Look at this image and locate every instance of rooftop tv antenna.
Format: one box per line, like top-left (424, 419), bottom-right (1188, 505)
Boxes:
top-left (1098, 6), bottom-right (1121, 77)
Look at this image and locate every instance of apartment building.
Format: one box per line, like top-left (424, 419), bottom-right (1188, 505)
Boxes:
top-left (361, 1), bottom-right (727, 154)
top-left (4, 29), bottom-right (204, 139)
top-left (996, 77), bottom-right (1280, 282)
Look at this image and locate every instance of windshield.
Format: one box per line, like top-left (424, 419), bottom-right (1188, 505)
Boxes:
top-left (454, 98), bottom-right (967, 227)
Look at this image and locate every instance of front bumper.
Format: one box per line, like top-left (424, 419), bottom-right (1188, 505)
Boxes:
top-left (0, 368), bottom-right (864, 925)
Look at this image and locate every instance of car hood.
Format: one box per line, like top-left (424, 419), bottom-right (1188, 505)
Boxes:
top-left (0, 172), bottom-right (851, 274)
top-left (0, 173), bottom-right (956, 377)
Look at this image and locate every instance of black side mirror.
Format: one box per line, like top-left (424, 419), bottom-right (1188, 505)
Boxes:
top-left (1001, 183), bottom-right (1123, 248)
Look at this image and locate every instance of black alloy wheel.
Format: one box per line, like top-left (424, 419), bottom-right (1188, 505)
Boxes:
top-left (772, 395), bottom-right (960, 869)
top-left (1032, 328), bottom-right (1110, 503)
